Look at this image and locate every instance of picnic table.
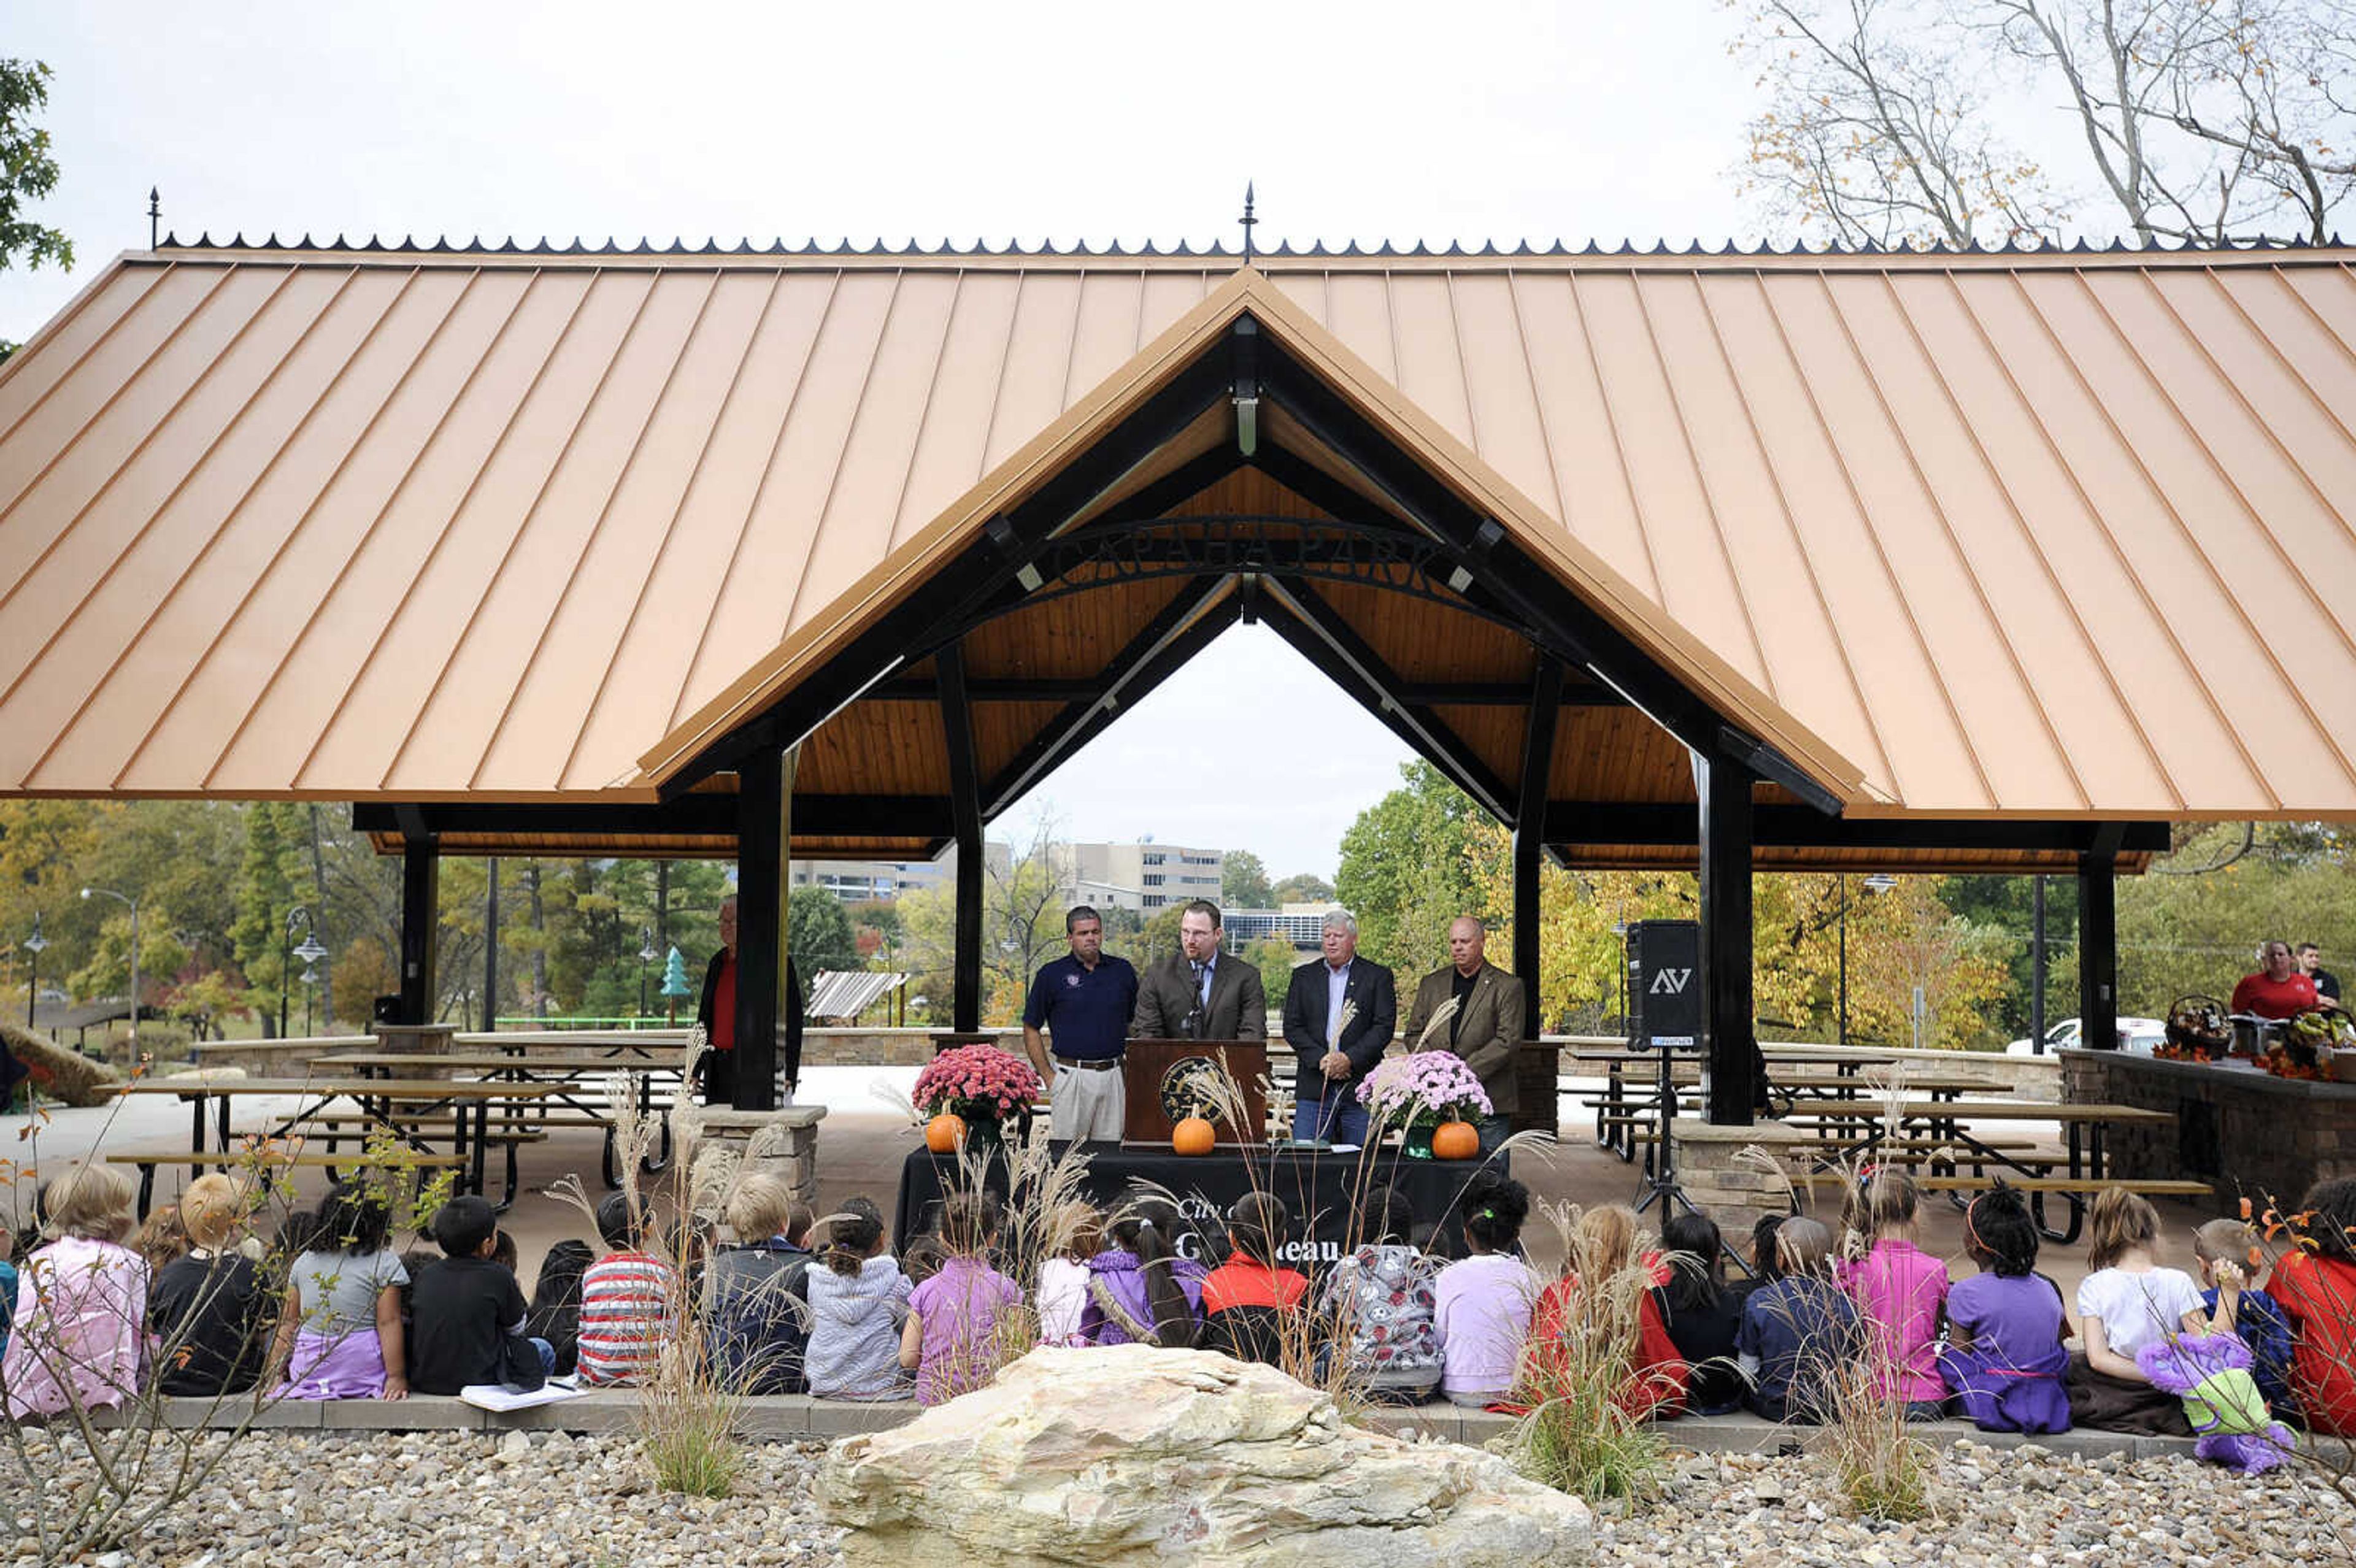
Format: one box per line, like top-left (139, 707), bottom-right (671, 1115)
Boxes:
top-left (1569, 1047), bottom-right (1992, 1160)
top-left (323, 1052), bottom-right (681, 1182)
top-left (1790, 1098), bottom-right (2181, 1243)
top-left (113, 1075), bottom-right (576, 1213)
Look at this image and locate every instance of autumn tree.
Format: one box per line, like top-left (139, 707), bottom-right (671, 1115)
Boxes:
top-left (1730, 0), bottom-right (2356, 246)
top-left (1272, 872), bottom-right (1336, 905)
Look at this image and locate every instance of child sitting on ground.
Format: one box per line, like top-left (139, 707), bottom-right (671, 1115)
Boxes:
top-left (1200, 1193), bottom-right (1311, 1368)
top-left (271, 1183), bottom-right (409, 1401)
top-left (4, 1161), bottom-right (147, 1417)
top-left (1938, 1185), bottom-right (2071, 1433)
top-left (2187, 1216), bottom-right (2296, 1416)
top-left (1738, 1217), bottom-right (1861, 1424)
top-left (1658, 1213), bottom-right (1746, 1417)
top-left (1319, 1187), bottom-right (1443, 1404)
top-left (804, 1199), bottom-right (911, 1401)
top-left (1840, 1170), bottom-right (1952, 1420)
top-left (2264, 1176), bottom-right (2356, 1435)
top-left (1527, 1204), bottom-right (1687, 1419)
top-left (899, 1192), bottom-right (1023, 1404)
top-left (147, 1174), bottom-right (272, 1398)
top-left (1431, 1171), bottom-right (1539, 1409)
top-left (706, 1174), bottom-right (818, 1395)
top-left (1034, 1209), bottom-right (1101, 1348)
top-left (526, 1240), bottom-right (595, 1378)
top-left (1080, 1209), bottom-right (1201, 1348)
top-left (577, 1193), bottom-right (677, 1387)
top-left (2067, 1187), bottom-right (2202, 1435)
top-left (409, 1195), bottom-right (545, 1396)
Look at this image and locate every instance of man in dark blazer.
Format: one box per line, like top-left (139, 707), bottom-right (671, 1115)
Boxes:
top-left (1130, 900), bottom-right (1267, 1042)
top-left (696, 894), bottom-right (806, 1107)
top-left (1280, 909), bottom-right (1396, 1145)
top-left (1401, 916), bottom-right (1523, 1154)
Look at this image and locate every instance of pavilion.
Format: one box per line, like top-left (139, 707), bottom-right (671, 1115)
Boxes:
top-left (3, 231), bottom-right (2351, 1125)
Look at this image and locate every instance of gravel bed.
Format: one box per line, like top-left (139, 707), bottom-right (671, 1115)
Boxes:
top-left (1593, 1439), bottom-right (2347, 1567)
top-left (6, 1429), bottom-right (2345, 1565)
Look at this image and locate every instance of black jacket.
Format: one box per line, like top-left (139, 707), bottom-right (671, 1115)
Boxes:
top-left (698, 947), bottom-right (806, 1084)
top-left (1280, 957), bottom-right (1398, 1101)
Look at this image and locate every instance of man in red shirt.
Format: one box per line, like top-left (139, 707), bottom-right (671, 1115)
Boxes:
top-left (2229, 939), bottom-right (2319, 1020)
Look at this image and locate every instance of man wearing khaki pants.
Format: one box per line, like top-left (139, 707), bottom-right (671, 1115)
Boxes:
top-left (1022, 907), bottom-right (1139, 1142)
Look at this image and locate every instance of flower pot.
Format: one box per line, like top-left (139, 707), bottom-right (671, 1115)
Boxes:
top-left (1402, 1123), bottom-right (1436, 1161)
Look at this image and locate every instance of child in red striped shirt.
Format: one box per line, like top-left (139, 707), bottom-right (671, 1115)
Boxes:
top-left (577, 1194), bottom-right (676, 1386)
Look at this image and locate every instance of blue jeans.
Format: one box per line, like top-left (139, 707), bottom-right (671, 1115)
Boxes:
top-left (1293, 1091), bottom-right (1370, 1145)
top-left (529, 1336), bottom-right (556, 1376)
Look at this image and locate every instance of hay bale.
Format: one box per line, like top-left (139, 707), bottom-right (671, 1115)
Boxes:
top-left (1, 1022), bottom-right (127, 1108)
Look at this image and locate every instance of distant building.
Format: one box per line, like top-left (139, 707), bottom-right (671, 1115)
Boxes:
top-left (1061, 840), bottom-right (1223, 913)
top-left (790, 840), bottom-right (1007, 903)
top-left (1225, 903), bottom-right (1337, 953)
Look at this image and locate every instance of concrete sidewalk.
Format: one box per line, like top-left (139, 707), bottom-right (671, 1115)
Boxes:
top-left (96, 1387), bottom-right (2330, 1468)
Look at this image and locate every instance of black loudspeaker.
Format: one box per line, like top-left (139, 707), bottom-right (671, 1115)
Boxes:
top-left (1626, 920), bottom-right (1701, 1052)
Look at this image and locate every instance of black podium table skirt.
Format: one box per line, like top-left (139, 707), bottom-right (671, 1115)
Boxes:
top-left (891, 1141), bottom-right (1506, 1271)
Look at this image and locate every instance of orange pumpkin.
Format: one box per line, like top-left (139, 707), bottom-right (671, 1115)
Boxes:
top-left (925, 1113), bottom-right (966, 1153)
top-left (1171, 1115), bottom-right (1216, 1156)
top-left (1431, 1120), bottom-right (1481, 1161)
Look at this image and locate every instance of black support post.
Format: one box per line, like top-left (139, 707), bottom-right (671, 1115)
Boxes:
top-left (1511, 662), bottom-right (1563, 1136)
top-left (398, 837), bottom-right (439, 1026)
top-left (734, 748), bottom-right (783, 1111)
top-left (1697, 750), bottom-right (1758, 1125)
top-left (941, 644), bottom-right (985, 1032)
top-left (2077, 849), bottom-right (2118, 1054)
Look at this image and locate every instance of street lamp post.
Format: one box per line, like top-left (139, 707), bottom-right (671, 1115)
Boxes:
top-left (279, 907), bottom-right (318, 1039)
top-left (1838, 874), bottom-right (1899, 1046)
top-left (23, 915), bottom-right (48, 1028)
top-left (637, 928), bottom-right (658, 1024)
top-left (80, 886), bottom-right (141, 1052)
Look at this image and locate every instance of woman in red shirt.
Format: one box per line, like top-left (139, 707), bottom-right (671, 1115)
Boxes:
top-left (2230, 940), bottom-right (2320, 1021)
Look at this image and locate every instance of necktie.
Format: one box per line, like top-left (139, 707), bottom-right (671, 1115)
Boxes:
top-left (1192, 960), bottom-right (1209, 1009)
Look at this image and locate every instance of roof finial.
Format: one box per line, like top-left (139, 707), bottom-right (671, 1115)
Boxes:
top-left (1239, 182), bottom-right (1257, 263)
top-left (147, 186), bottom-right (161, 250)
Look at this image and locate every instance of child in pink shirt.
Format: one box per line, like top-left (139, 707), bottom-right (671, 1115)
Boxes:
top-left (1841, 1170), bottom-right (1951, 1418)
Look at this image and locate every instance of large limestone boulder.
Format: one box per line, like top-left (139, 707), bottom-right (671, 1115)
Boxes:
top-left (817, 1345), bottom-right (1590, 1566)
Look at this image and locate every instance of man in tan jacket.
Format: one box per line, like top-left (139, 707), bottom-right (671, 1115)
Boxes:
top-left (1401, 917), bottom-right (1522, 1154)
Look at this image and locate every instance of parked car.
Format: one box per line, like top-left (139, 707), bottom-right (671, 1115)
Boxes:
top-left (2004, 1016), bottom-right (2165, 1055)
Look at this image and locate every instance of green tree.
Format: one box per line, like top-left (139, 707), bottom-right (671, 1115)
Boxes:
top-left (0, 59), bottom-right (71, 360)
top-left (788, 891), bottom-right (860, 979)
top-left (1336, 761), bottom-right (1485, 975)
top-left (1272, 872), bottom-right (1335, 905)
top-left (230, 802), bottom-right (312, 1036)
top-left (1222, 850), bottom-right (1274, 910)
top-left (1247, 937), bottom-right (1300, 1012)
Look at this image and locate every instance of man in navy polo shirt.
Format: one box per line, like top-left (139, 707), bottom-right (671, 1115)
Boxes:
top-left (1022, 906), bottom-right (1140, 1142)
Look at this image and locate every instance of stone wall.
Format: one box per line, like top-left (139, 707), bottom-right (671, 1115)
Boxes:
top-left (2063, 1048), bottom-right (2356, 1216)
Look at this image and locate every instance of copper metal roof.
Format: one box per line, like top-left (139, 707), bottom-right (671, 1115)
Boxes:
top-left (4, 241), bottom-right (2355, 820)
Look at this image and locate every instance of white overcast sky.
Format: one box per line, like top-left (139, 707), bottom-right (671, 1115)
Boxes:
top-left (3, 1), bottom-right (1804, 879)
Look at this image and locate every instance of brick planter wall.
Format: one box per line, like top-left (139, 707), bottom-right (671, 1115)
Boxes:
top-left (2062, 1048), bottom-right (2356, 1216)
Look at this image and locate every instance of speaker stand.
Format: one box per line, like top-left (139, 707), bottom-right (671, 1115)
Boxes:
top-left (1629, 1047), bottom-right (1707, 1221)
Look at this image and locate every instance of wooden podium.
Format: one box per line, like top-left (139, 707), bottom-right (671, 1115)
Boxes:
top-left (1122, 1038), bottom-right (1269, 1148)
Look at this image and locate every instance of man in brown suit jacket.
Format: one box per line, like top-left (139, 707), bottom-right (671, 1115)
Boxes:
top-left (1130, 900), bottom-right (1268, 1041)
top-left (1400, 916), bottom-right (1523, 1154)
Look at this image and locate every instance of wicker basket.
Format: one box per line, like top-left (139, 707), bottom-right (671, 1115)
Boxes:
top-left (2165, 994), bottom-right (2233, 1057)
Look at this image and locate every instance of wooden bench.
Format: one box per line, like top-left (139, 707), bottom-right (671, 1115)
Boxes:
top-left (105, 1147), bottom-right (468, 1219)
